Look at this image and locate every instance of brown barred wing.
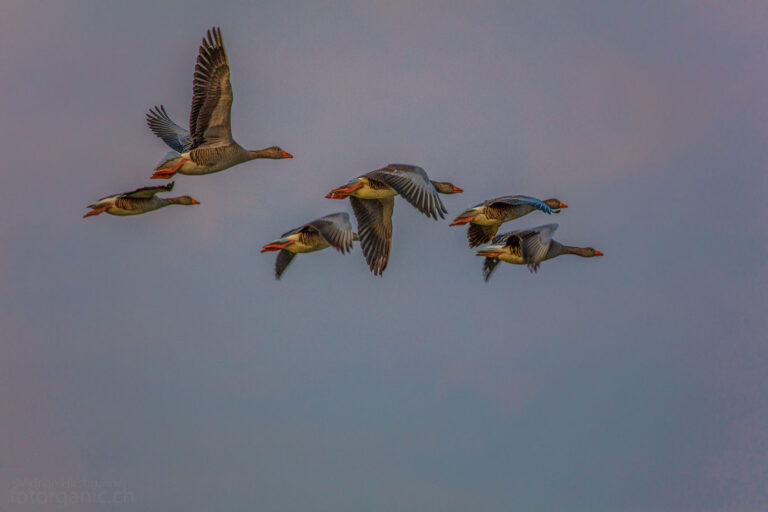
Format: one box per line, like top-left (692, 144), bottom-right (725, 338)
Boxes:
top-left (189, 27), bottom-right (233, 149)
top-left (350, 197), bottom-right (394, 276)
top-left (467, 223), bottom-right (499, 248)
top-left (114, 197), bottom-right (155, 211)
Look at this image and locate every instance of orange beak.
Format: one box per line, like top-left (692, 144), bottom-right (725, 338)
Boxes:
top-left (325, 182), bottom-right (363, 199)
top-left (83, 206), bottom-right (108, 218)
top-left (452, 185), bottom-right (464, 193)
top-left (191, 199), bottom-right (201, 205)
top-left (477, 251), bottom-right (502, 257)
top-left (559, 202), bottom-right (568, 208)
top-left (594, 250), bottom-right (604, 256)
top-left (281, 151), bottom-right (293, 159)
top-left (449, 214), bottom-right (476, 226)
top-left (261, 240), bottom-right (295, 252)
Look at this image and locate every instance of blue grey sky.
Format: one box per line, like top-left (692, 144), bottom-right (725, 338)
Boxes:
top-left (1, 1), bottom-right (766, 511)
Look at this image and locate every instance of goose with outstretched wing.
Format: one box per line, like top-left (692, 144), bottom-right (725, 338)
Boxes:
top-left (450, 195), bottom-right (567, 247)
top-left (83, 182), bottom-right (199, 218)
top-left (147, 27), bottom-right (292, 180)
top-left (261, 213), bottom-right (357, 279)
top-left (476, 224), bottom-right (603, 281)
top-left (325, 164), bottom-right (463, 275)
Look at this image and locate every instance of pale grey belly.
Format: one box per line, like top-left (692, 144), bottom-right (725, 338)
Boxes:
top-left (181, 146), bottom-right (248, 175)
top-left (179, 160), bottom-right (238, 176)
top-left (107, 207), bottom-right (156, 216)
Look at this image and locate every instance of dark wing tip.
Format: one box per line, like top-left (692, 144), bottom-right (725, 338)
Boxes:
top-left (468, 224), bottom-right (495, 248)
top-left (482, 257), bottom-right (499, 282)
top-left (203, 26), bottom-right (224, 48)
top-left (146, 105), bottom-right (162, 124)
top-left (146, 104), bottom-right (171, 124)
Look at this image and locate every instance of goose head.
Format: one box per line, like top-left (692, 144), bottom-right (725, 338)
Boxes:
top-left (430, 181), bottom-right (463, 194)
top-left (249, 146), bottom-right (293, 159)
top-left (173, 196), bottom-right (201, 205)
top-left (544, 198), bottom-right (568, 212)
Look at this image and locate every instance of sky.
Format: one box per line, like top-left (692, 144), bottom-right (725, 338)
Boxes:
top-left (0, 1), bottom-right (766, 511)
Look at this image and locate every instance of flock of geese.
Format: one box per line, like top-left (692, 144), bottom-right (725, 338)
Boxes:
top-left (84, 27), bottom-right (603, 281)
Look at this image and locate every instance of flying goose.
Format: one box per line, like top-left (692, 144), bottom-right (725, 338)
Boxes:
top-left (326, 163), bottom-right (462, 275)
top-left (450, 195), bottom-right (567, 247)
top-left (147, 27), bottom-right (292, 180)
top-left (261, 212), bottom-right (357, 279)
top-left (83, 182), bottom-right (199, 217)
top-left (476, 223), bottom-right (602, 281)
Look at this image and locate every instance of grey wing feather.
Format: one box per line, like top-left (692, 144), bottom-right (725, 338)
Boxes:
top-left (367, 164), bottom-right (446, 220)
top-left (307, 212), bottom-right (355, 253)
top-left (122, 181), bottom-right (175, 199)
top-left (491, 231), bottom-right (518, 245)
top-left (350, 197), bottom-right (394, 276)
top-left (146, 105), bottom-right (191, 153)
top-left (520, 223), bottom-right (558, 272)
top-left (189, 27), bottom-right (233, 149)
top-left (275, 250), bottom-right (296, 280)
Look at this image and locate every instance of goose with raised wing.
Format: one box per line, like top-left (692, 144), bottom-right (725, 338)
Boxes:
top-left (326, 163), bottom-right (463, 275)
top-left (147, 27), bottom-right (292, 180)
top-left (476, 223), bottom-right (602, 281)
top-left (261, 212), bottom-right (357, 280)
top-left (450, 195), bottom-right (567, 247)
top-left (83, 182), bottom-right (199, 218)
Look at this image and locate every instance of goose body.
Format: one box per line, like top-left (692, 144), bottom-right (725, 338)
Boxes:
top-left (83, 182), bottom-right (199, 218)
top-left (450, 195), bottom-right (567, 247)
top-left (147, 28), bottom-right (292, 180)
top-left (476, 223), bottom-right (603, 281)
top-left (261, 212), bottom-right (357, 279)
top-left (326, 164), bottom-right (463, 275)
